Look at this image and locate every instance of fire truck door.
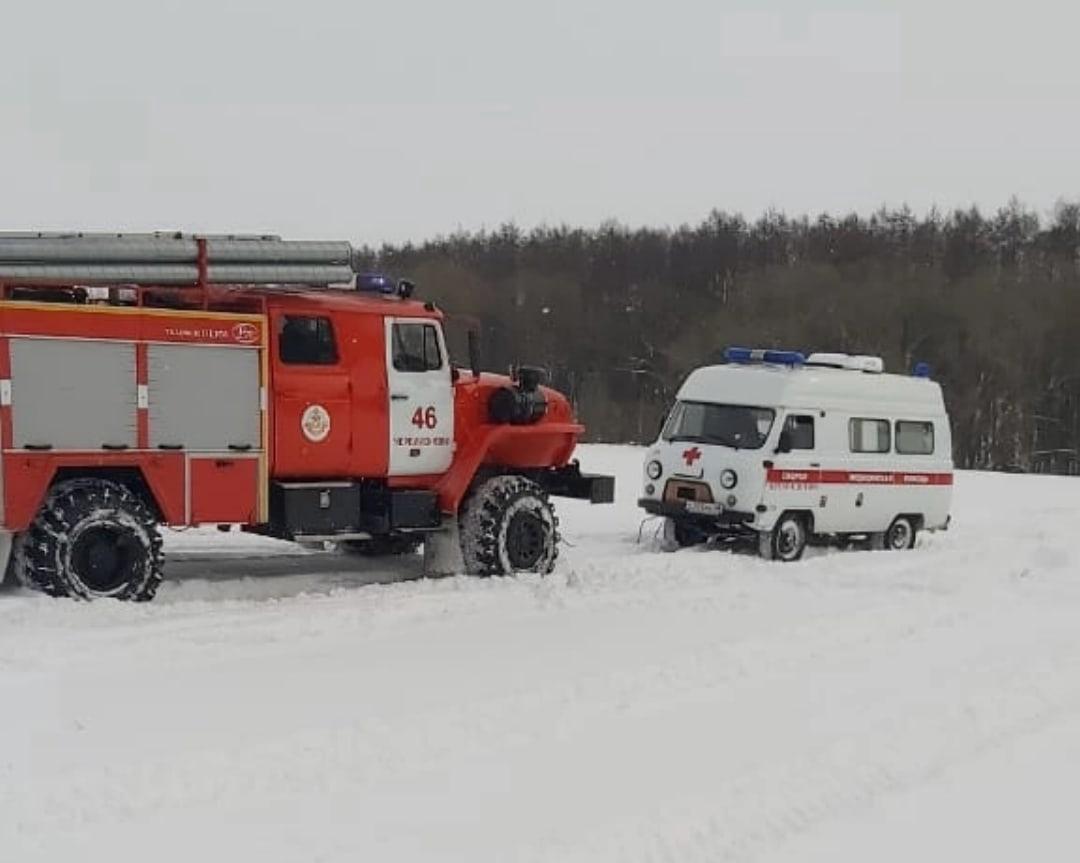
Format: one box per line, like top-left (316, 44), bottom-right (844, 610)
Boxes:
top-left (271, 312), bottom-right (353, 477)
top-left (385, 318), bottom-right (454, 476)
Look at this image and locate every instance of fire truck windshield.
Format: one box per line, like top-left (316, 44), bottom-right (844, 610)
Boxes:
top-left (662, 401), bottom-right (776, 450)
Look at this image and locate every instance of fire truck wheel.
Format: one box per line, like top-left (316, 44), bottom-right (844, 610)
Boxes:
top-left (759, 512), bottom-right (808, 562)
top-left (340, 536), bottom-right (422, 557)
top-left (13, 479), bottom-right (163, 601)
top-left (460, 475), bottom-right (559, 576)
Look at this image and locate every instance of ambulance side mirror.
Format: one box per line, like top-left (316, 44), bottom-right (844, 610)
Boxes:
top-left (775, 429), bottom-right (793, 454)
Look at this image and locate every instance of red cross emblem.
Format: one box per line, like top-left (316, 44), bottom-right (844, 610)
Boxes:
top-left (682, 446), bottom-right (702, 467)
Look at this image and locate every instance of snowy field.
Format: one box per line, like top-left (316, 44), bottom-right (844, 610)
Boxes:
top-left (4, 444), bottom-right (1080, 862)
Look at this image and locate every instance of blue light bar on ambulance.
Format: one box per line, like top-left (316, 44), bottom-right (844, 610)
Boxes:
top-left (356, 272), bottom-right (396, 294)
top-left (724, 347), bottom-right (806, 366)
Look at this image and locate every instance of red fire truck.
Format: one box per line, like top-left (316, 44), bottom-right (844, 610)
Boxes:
top-left (0, 233), bottom-right (613, 601)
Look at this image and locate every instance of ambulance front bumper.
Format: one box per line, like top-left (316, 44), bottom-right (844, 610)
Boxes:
top-left (637, 497), bottom-right (755, 527)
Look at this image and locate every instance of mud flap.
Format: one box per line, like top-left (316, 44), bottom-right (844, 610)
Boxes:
top-left (423, 521), bottom-right (465, 577)
top-left (0, 530), bottom-right (13, 585)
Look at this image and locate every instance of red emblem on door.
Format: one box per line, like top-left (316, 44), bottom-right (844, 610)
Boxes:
top-left (683, 446), bottom-right (702, 467)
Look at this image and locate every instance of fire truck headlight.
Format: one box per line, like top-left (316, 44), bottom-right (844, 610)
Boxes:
top-left (645, 483), bottom-right (656, 496)
top-left (646, 460), bottom-right (663, 480)
top-left (720, 469), bottom-right (738, 489)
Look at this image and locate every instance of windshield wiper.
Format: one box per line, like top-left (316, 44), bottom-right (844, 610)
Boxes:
top-left (665, 434), bottom-right (708, 443)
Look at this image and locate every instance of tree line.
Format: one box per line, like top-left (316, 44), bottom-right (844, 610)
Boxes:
top-left (359, 201), bottom-right (1080, 472)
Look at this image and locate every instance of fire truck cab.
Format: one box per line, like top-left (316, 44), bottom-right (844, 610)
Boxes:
top-left (638, 347), bottom-right (953, 560)
top-left (0, 233), bottom-right (613, 601)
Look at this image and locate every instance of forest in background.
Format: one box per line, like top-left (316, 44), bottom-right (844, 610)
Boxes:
top-left (359, 201), bottom-right (1080, 472)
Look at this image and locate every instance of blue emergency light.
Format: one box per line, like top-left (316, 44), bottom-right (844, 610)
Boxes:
top-left (356, 272), bottom-right (397, 294)
top-left (913, 362), bottom-right (932, 378)
top-left (724, 347), bottom-right (806, 366)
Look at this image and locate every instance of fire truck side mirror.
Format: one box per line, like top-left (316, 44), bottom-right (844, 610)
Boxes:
top-left (467, 329), bottom-right (482, 378)
top-left (775, 429), bottom-right (793, 454)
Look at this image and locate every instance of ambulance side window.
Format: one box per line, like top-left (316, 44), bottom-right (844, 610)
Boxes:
top-left (895, 420), bottom-right (935, 455)
top-left (849, 418), bottom-right (890, 453)
top-left (278, 316), bottom-right (339, 365)
top-left (784, 415), bottom-right (815, 449)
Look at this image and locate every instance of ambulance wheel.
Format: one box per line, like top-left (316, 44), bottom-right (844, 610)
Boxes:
top-left (13, 478), bottom-right (163, 601)
top-left (881, 516), bottom-right (918, 551)
top-left (340, 536), bottom-right (422, 557)
top-left (460, 475), bottom-right (559, 576)
top-left (759, 513), bottom-right (808, 562)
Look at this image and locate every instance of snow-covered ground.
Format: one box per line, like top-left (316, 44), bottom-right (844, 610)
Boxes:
top-left (4, 444), bottom-right (1080, 862)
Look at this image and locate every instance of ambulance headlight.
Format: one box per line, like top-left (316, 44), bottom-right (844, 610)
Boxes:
top-left (646, 460), bottom-right (663, 480)
top-left (720, 469), bottom-right (738, 489)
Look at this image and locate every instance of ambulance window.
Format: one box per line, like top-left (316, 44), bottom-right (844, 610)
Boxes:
top-left (849, 418), bottom-right (891, 453)
top-left (784, 415), bottom-right (815, 449)
top-left (278, 316), bottom-right (338, 365)
top-left (393, 322), bottom-right (443, 372)
top-left (896, 420), bottom-right (935, 455)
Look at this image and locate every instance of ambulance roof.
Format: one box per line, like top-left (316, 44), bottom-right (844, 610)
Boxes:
top-left (677, 363), bottom-right (947, 417)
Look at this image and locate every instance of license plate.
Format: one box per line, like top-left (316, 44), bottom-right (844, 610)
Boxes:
top-left (684, 501), bottom-right (721, 515)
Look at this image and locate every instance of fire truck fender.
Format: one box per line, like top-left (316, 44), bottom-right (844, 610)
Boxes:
top-left (3, 459), bottom-right (182, 534)
top-left (433, 422), bottom-right (583, 513)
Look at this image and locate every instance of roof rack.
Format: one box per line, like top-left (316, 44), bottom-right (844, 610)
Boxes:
top-left (0, 233), bottom-right (359, 287)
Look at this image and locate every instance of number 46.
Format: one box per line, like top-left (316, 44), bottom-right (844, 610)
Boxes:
top-left (411, 406), bottom-right (437, 429)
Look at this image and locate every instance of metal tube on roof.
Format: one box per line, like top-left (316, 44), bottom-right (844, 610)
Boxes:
top-left (205, 240), bottom-right (353, 265)
top-left (0, 263), bottom-right (355, 285)
top-left (0, 238), bottom-right (197, 263)
top-left (0, 236), bottom-right (357, 269)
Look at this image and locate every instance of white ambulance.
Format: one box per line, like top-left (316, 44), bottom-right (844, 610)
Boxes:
top-left (638, 348), bottom-right (953, 561)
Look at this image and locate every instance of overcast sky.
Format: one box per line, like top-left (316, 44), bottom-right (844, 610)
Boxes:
top-left (2, 0), bottom-right (1077, 245)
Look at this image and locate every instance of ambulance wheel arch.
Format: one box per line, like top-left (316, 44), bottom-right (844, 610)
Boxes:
top-left (759, 510), bottom-right (814, 562)
top-left (874, 514), bottom-right (923, 551)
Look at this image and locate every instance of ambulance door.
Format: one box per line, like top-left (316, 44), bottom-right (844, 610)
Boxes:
top-left (271, 311), bottom-right (353, 478)
top-left (843, 416), bottom-right (893, 531)
top-left (384, 318), bottom-right (454, 476)
top-left (768, 412), bottom-right (822, 523)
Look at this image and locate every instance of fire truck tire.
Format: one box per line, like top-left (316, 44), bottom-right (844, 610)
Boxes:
top-left (758, 512), bottom-right (808, 562)
top-left (340, 536), bottom-right (422, 556)
top-left (13, 478), bottom-right (163, 601)
top-left (459, 475), bottom-right (559, 576)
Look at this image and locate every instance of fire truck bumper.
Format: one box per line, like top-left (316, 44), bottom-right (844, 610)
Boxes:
top-left (538, 463), bottom-right (616, 504)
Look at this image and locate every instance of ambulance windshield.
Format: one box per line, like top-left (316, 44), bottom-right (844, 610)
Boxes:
top-left (663, 401), bottom-right (775, 450)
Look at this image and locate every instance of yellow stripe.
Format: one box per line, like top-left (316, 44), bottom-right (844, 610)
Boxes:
top-left (0, 300), bottom-right (264, 324)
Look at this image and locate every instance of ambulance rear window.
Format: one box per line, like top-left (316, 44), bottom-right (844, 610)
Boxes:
top-left (896, 420), bottom-right (935, 455)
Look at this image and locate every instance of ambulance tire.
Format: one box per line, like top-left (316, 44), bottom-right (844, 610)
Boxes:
top-left (13, 478), bottom-right (163, 601)
top-left (340, 536), bottom-right (422, 557)
top-left (759, 512), bottom-right (808, 562)
top-left (460, 475), bottom-right (559, 576)
top-left (880, 516), bottom-right (918, 551)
